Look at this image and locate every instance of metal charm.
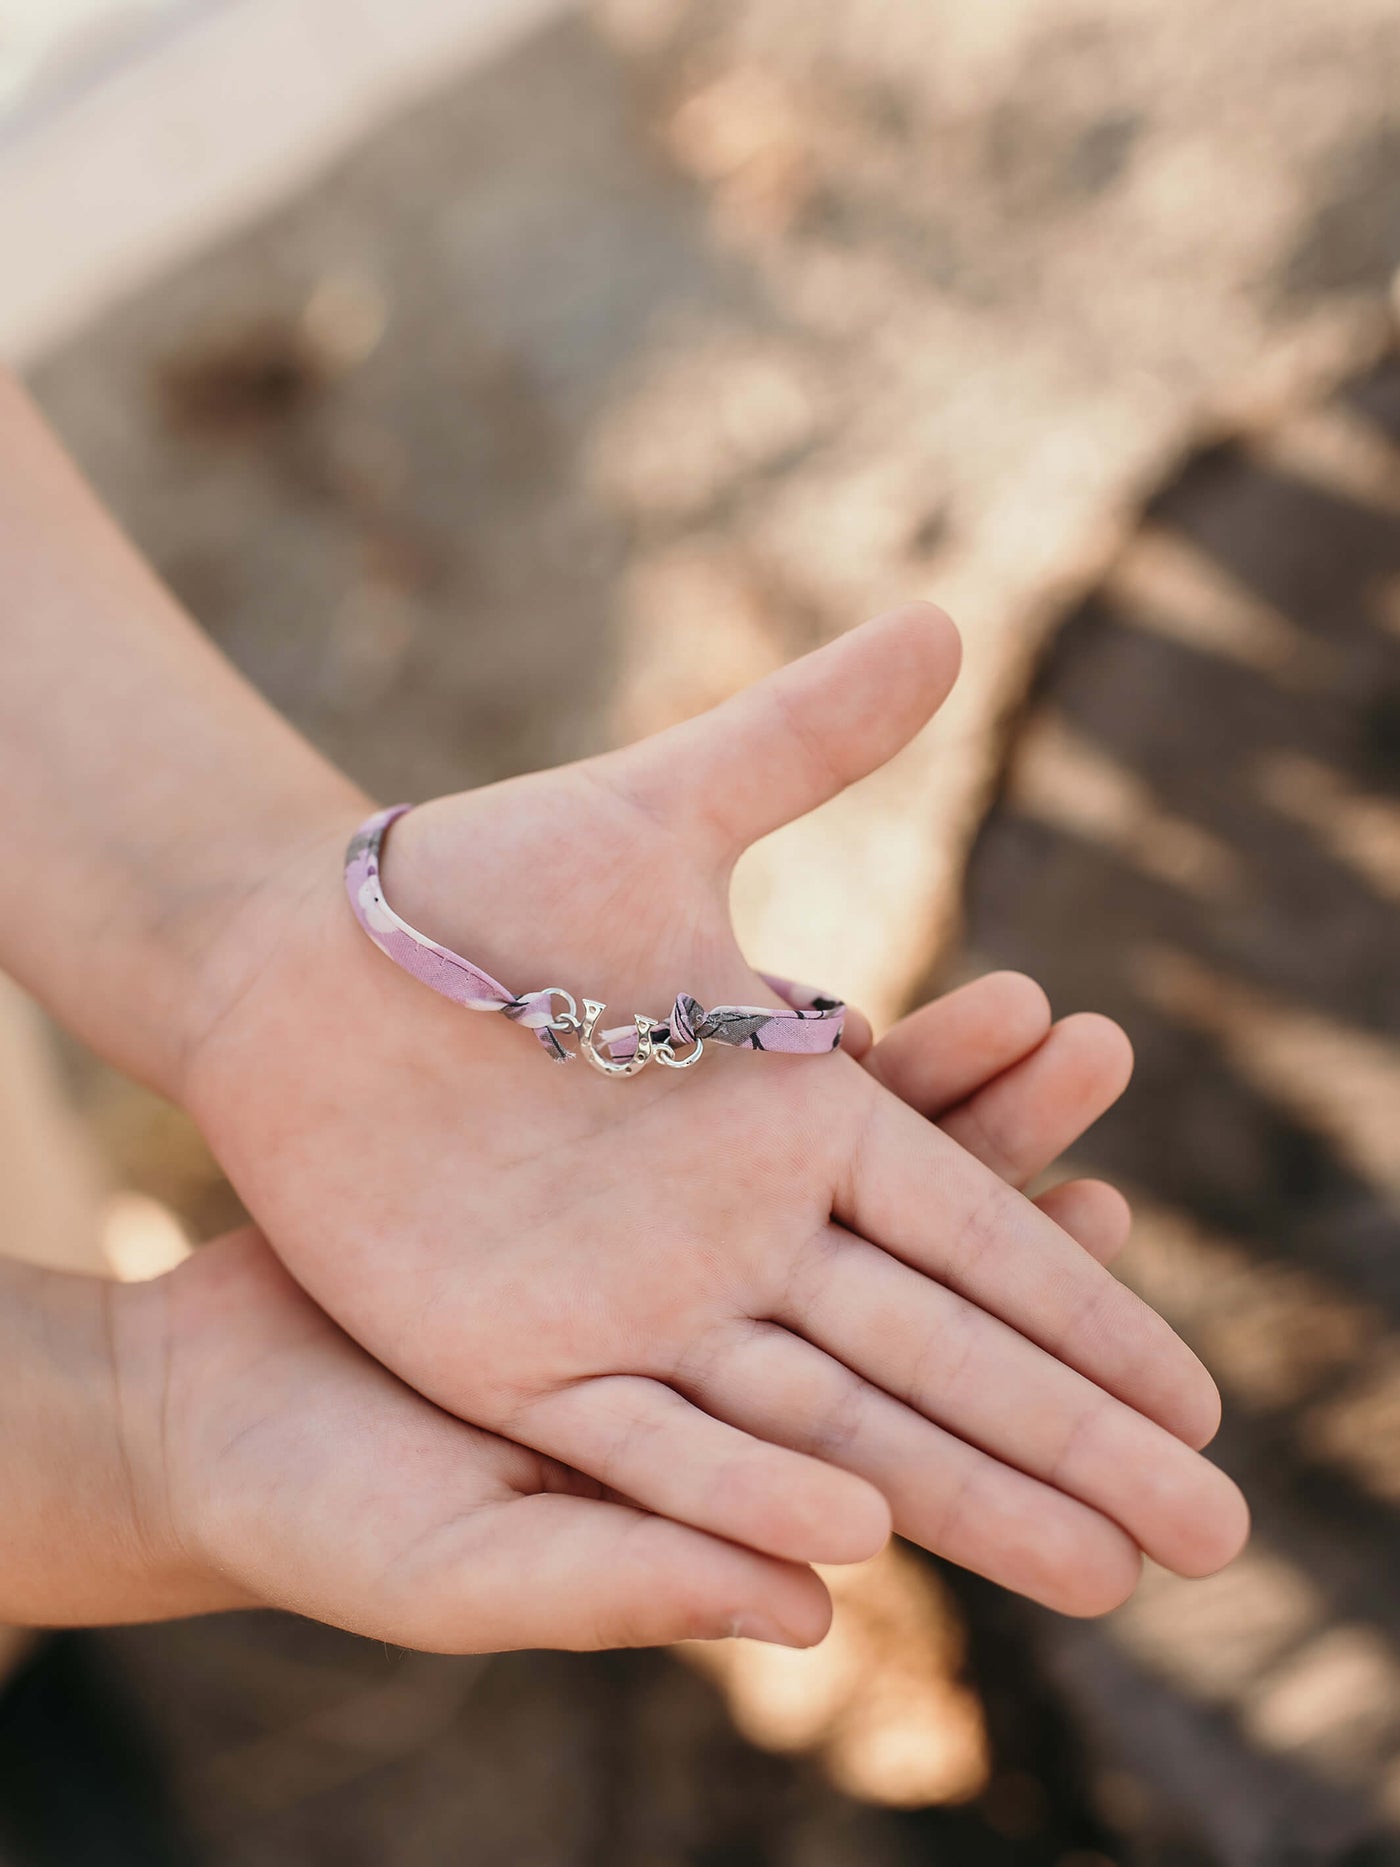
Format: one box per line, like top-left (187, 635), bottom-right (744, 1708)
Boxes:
top-left (578, 998), bottom-right (657, 1077)
top-left (526, 986), bottom-right (707, 1076)
top-left (654, 1032), bottom-right (705, 1069)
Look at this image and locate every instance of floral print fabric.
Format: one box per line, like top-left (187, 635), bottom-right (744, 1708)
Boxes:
top-left (345, 805), bottom-right (845, 1065)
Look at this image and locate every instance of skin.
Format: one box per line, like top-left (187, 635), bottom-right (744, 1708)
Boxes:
top-left (0, 371), bottom-right (1248, 1634)
top-left (180, 612), bottom-right (1248, 1616)
top-left (5, 974), bottom-right (1141, 1649)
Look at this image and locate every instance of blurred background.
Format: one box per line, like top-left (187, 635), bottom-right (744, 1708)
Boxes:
top-left (2, 1), bottom-right (1399, 1862)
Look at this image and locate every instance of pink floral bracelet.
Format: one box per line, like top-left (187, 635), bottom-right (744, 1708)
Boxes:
top-left (345, 805), bottom-right (845, 1078)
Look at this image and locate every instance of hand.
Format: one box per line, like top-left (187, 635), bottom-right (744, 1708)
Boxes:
top-left (5, 983), bottom-right (1134, 1648)
top-left (184, 605), bottom-right (1247, 1616)
top-left (863, 967), bottom-right (1136, 1271)
top-left (107, 1229), bottom-right (830, 1651)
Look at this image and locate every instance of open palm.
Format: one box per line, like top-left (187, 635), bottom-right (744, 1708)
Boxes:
top-left (134, 974), bottom-right (1144, 1651)
top-left (184, 605), bottom-right (1246, 1616)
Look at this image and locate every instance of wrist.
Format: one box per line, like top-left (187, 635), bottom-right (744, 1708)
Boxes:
top-left (0, 1259), bottom-right (235, 1626)
top-left (165, 781), bottom-right (371, 1106)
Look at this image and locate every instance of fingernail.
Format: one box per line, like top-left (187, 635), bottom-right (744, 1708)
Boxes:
top-left (728, 1612), bottom-right (807, 1648)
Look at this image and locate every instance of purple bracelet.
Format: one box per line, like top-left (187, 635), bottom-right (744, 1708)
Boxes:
top-left (345, 805), bottom-right (845, 1077)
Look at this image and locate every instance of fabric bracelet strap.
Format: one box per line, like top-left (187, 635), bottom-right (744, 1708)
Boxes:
top-left (344, 804), bottom-right (845, 1068)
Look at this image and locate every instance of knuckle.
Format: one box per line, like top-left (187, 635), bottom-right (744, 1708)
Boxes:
top-left (802, 1367), bottom-right (869, 1462)
top-left (1046, 1391), bottom-right (1110, 1491)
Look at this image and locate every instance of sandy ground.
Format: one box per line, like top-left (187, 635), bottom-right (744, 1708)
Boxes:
top-left (26, 0), bottom-right (1400, 1021)
top-left (954, 352), bottom-right (1400, 1864)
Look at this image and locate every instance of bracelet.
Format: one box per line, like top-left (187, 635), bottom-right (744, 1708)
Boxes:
top-left (345, 805), bottom-right (845, 1077)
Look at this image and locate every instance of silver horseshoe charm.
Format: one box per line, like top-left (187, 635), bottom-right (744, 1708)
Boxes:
top-left (578, 999), bottom-right (655, 1077)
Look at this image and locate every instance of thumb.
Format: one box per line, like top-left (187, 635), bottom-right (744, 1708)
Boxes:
top-left (611, 602), bottom-right (960, 859)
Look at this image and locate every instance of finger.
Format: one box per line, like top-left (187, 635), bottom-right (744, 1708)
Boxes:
top-left (691, 1321), bottom-right (1141, 1617)
top-left (866, 989), bottom-right (1133, 1262)
top-left (838, 1084), bottom-right (1221, 1448)
top-left (938, 1013), bottom-right (1134, 1188)
top-left (514, 1375), bottom-right (891, 1567)
top-left (838, 1003), bottom-right (874, 1060)
top-left (613, 603), bottom-right (961, 858)
top-left (782, 1228), bottom-right (1248, 1578)
top-left (397, 1492), bottom-right (834, 1653)
top-left (864, 972), bottom-right (1052, 1112)
top-left (1035, 1179), bottom-right (1132, 1265)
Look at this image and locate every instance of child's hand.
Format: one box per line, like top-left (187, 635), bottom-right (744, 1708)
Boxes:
top-left (184, 605), bottom-right (1247, 1616)
top-left (863, 967), bottom-right (1136, 1270)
